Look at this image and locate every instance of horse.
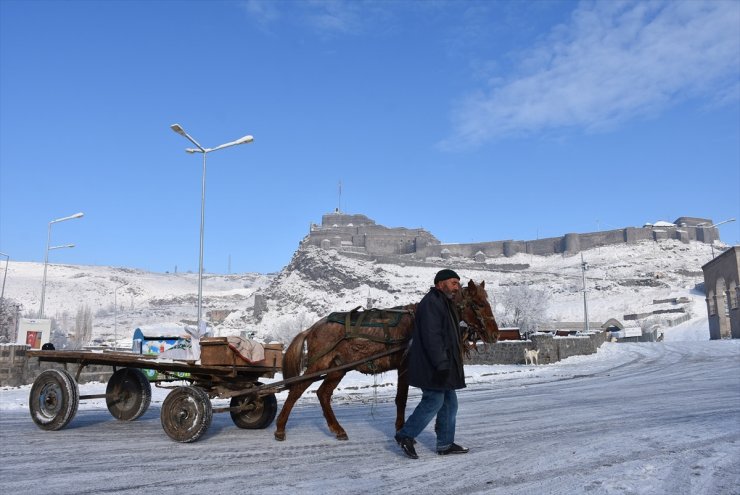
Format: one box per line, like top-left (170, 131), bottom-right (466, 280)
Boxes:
top-left (274, 280), bottom-right (499, 441)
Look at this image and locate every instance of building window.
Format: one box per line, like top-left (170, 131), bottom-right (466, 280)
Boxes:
top-left (725, 292), bottom-right (732, 316)
top-left (732, 284), bottom-right (740, 310)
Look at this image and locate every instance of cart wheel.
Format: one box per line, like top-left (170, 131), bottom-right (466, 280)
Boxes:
top-left (160, 386), bottom-right (212, 443)
top-left (106, 368), bottom-right (152, 421)
top-left (230, 384), bottom-right (277, 429)
top-left (29, 369), bottom-right (79, 431)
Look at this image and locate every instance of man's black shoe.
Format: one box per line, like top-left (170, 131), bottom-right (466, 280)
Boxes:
top-left (437, 443), bottom-right (469, 455)
top-left (395, 435), bottom-right (419, 459)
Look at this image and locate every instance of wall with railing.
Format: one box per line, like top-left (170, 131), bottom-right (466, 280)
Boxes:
top-left (0, 344), bottom-right (113, 387)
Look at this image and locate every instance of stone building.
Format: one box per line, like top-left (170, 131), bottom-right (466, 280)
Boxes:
top-left (304, 210), bottom-right (440, 256)
top-left (702, 246), bottom-right (740, 339)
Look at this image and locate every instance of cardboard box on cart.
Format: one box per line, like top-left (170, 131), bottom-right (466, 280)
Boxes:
top-left (200, 337), bottom-right (283, 370)
top-left (262, 343), bottom-right (283, 369)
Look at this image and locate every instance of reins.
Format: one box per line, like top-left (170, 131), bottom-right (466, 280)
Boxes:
top-left (305, 285), bottom-right (497, 366)
top-left (457, 289), bottom-right (497, 355)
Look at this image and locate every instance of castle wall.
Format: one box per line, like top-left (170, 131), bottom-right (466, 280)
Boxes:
top-left (416, 225), bottom-right (715, 260)
top-left (322, 212), bottom-right (375, 227)
top-left (307, 212), bottom-right (718, 261)
top-left (365, 235), bottom-right (417, 255)
top-left (530, 237), bottom-right (564, 255)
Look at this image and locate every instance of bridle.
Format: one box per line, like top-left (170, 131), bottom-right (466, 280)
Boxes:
top-left (457, 288), bottom-right (497, 354)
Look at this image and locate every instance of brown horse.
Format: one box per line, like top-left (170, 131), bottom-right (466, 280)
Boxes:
top-left (274, 280), bottom-right (499, 441)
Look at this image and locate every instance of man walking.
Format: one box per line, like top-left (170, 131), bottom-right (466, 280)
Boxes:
top-left (395, 269), bottom-right (469, 459)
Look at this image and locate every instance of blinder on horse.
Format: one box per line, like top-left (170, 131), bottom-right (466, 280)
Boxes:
top-left (457, 285), bottom-right (498, 355)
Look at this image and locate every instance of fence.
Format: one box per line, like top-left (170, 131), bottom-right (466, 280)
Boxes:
top-left (3, 331), bottom-right (609, 387)
top-left (465, 331), bottom-right (608, 365)
top-left (0, 344), bottom-right (113, 387)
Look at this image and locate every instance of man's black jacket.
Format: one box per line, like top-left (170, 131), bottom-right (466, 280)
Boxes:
top-left (407, 287), bottom-right (466, 390)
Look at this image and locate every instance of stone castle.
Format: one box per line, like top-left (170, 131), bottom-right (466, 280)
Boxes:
top-left (303, 211), bottom-right (720, 262)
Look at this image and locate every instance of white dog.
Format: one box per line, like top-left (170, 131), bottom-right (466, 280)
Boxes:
top-left (524, 348), bottom-right (539, 365)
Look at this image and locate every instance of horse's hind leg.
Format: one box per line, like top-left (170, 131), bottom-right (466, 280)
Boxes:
top-left (395, 367), bottom-right (409, 433)
top-left (274, 380), bottom-right (313, 441)
top-left (316, 369), bottom-right (348, 440)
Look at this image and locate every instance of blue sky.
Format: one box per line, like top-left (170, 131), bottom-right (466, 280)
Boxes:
top-left (1, 0), bottom-right (738, 274)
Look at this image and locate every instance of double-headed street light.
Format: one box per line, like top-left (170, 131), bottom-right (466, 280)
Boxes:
top-left (39, 212), bottom-right (84, 318)
top-left (170, 124), bottom-right (253, 331)
top-left (698, 218), bottom-right (736, 258)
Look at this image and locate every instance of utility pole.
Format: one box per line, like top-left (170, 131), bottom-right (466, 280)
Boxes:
top-left (0, 252), bottom-right (9, 302)
top-left (581, 253), bottom-right (590, 332)
top-left (114, 284), bottom-right (126, 350)
top-left (337, 180), bottom-right (342, 212)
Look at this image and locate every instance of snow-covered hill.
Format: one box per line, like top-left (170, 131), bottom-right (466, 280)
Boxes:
top-left (1, 239), bottom-right (721, 345)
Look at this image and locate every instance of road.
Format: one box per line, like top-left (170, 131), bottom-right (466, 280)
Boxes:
top-left (1, 341), bottom-right (739, 494)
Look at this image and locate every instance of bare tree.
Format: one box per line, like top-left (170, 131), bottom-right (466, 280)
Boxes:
top-left (268, 311), bottom-right (316, 344)
top-left (51, 325), bottom-right (70, 349)
top-left (71, 304), bottom-right (93, 349)
top-left (498, 285), bottom-right (550, 338)
top-left (0, 299), bottom-right (21, 343)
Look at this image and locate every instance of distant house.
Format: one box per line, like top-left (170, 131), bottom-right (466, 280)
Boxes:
top-left (702, 246), bottom-right (740, 339)
top-left (497, 327), bottom-right (522, 341)
top-left (601, 318), bottom-right (624, 333)
top-left (600, 318), bottom-right (659, 342)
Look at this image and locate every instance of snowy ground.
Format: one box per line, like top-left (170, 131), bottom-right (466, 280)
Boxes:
top-left (1, 317), bottom-right (738, 494)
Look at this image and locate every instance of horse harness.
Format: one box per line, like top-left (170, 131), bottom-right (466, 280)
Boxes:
top-left (308, 291), bottom-right (494, 366)
top-left (458, 291), bottom-right (496, 354)
top-left (308, 307), bottom-right (414, 367)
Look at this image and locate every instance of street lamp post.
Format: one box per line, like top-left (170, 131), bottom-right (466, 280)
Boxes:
top-left (697, 218), bottom-right (736, 257)
top-left (39, 212), bottom-right (84, 318)
top-left (170, 124), bottom-right (253, 331)
top-left (0, 252), bottom-right (9, 302)
top-left (114, 284), bottom-right (126, 350)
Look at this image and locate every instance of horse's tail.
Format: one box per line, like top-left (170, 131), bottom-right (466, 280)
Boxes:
top-left (282, 329), bottom-right (310, 379)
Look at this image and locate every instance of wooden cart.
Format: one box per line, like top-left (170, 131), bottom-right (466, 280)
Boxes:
top-left (26, 342), bottom-right (404, 443)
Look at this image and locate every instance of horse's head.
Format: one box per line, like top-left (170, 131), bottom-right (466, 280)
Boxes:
top-left (457, 280), bottom-right (499, 346)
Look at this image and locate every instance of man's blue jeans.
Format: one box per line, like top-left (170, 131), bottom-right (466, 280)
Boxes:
top-left (397, 388), bottom-right (458, 451)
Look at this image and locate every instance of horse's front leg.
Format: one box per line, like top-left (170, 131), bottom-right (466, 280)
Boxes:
top-left (274, 380), bottom-right (313, 441)
top-left (316, 369), bottom-right (348, 440)
top-left (395, 367), bottom-right (409, 433)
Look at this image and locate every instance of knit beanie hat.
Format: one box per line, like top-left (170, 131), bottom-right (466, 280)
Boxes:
top-left (434, 269), bottom-right (460, 284)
